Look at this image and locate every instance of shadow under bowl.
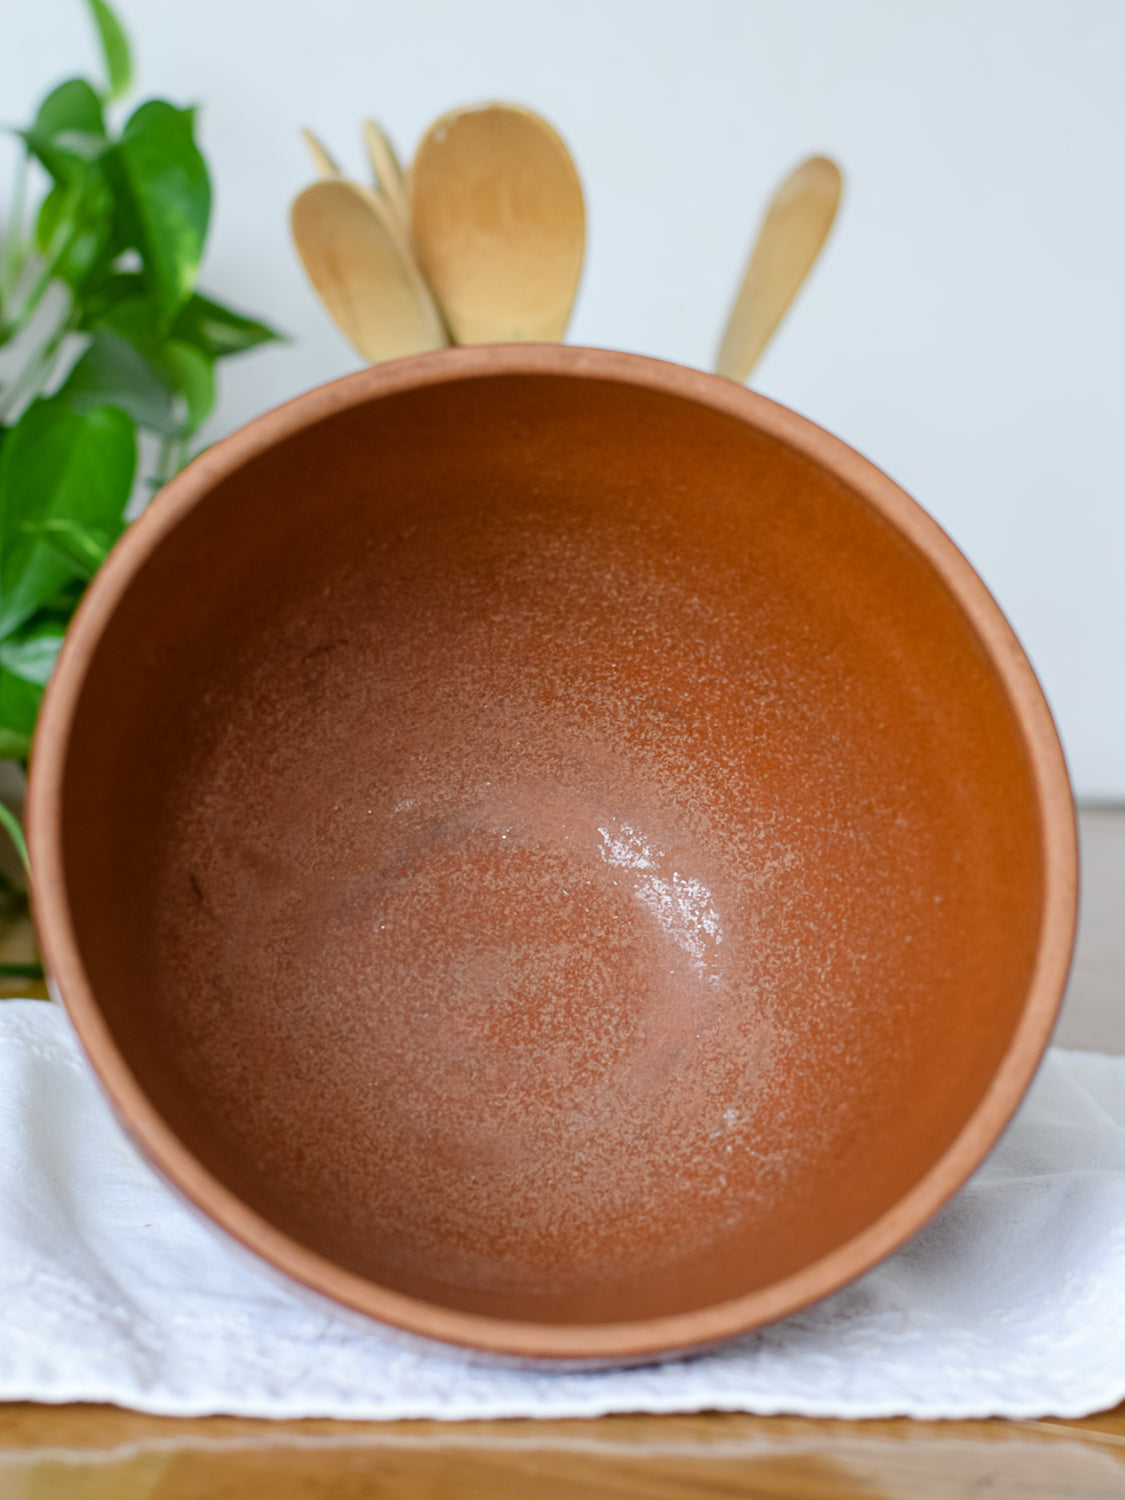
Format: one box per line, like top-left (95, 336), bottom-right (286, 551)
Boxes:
top-left (28, 346), bottom-right (1077, 1364)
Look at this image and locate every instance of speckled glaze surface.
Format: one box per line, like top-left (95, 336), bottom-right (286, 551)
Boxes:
top-left (27, 347), bottom-right (1077, 1364)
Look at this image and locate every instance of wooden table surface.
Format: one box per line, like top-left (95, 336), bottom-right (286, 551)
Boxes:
top-left (2, 1401), bottom-right (1124, 1498)
top-left (2, 809), bottom-right (1122, 1498)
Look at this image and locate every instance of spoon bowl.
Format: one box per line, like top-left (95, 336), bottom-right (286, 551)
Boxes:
top-left (291, 178), bottom-right (446, 364)
top-left (410, 102), bottom-right (585, 343)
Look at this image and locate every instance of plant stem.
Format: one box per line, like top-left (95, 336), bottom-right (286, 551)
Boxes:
top-left (0, 962), bottom-right (44, 980)
top-left (0, 301), bottom-right (78, 422)
top-left (153, 434), bottom-right (173, 489)
top-left (152, 429), bottom-right (189, 491)
top-left (0, 804), bottom-right (30, 882)
top-left (0, 255), bottom-right (57, 348)
top-left (0, 191), bottom-right (86, 350)
top-left (1, 147), bottom-right (29, 307)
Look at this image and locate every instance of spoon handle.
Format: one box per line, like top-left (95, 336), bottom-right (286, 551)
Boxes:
top-left (300, 127), bottom-right (343, 181)
top-left (716, 156), bottom-right (842, 384)
top-left (301, 125), bottom-right (413, 255)
top-left (363, 119), bottom-right (412, 239)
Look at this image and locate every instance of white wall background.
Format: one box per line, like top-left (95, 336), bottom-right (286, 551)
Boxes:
top-left (5, 0), bottom-right (1124, 797)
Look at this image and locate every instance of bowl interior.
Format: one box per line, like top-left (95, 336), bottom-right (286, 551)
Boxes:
top-left (54, 368), bottom-right (1047, 1332)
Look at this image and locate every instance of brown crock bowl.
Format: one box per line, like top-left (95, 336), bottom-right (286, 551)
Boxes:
top-left (28, 346), bottom-right (1076, 1364)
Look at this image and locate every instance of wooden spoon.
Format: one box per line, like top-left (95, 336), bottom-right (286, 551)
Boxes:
top-left (290, 180), bottom-right (446, 364)
top-left (302, 124), bottom-right (412, 248)
top-left (362, 118), bottom-right (411, 240)
top-left (409, 102), bottom-right (585, 343)
top-left (300, 127), bottom-right (343, 181)
top-left (716, 156), bottom-right (842, 383)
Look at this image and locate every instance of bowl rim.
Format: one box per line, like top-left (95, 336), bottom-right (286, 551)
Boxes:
top-left (26, 343), bottom-right (1078, 1363)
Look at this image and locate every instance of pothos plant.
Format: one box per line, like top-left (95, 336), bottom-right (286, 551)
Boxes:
top-left (0, 0), bottom-right (281, 949)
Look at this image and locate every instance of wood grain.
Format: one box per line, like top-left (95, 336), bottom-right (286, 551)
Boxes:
top-left (1, 1403), bottom-right (1123, 1499)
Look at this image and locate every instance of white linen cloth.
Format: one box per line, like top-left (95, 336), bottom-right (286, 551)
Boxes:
top-left (0, 998), bottom-right (1122, 1421)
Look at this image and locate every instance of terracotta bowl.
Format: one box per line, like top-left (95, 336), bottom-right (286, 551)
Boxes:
top-left (28, 347), bottom-right (1076, 1364)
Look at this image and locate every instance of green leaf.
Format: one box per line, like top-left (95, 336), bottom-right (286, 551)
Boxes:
top-left (161, 339), bottom-right (214, 432)
top-left (38, 577), bottom-right (85, 617)
top-left (66, 296), bottom-right (215, 436)
top-left (96, 293), bottom-right (158, 345)
top-left (0, 398), bottom-right (135, 639)
top-left (24, 79), bottom-right (106, 184)
top-left (21, 519), bottom-right (118, 580)
top-left (87, 0), bottom-right (133, 104)
top-left (32, 79), bottom-right (105, 139)
top-left (0, 802), bottom-right (30, 872)
top-left (35, 185), bottom-right (66, 254)
top-left (62, 322), bottom-right (178, 434)
top-left (0, 615), bottom-right (67, 685)
top-left (0, 664), bottom-right (44, 739)
top-left (114, 100), bottom-right (210, 324)
top-left (76, 270), bottom-right (146, 328)
top-left (0, 615), bottom-right (67, 739)
top-left (172, 292), bottom-right (284, 358)
top-left (34, 170), bottom-right (115, 287)
top-left (0, 728), bottom-right (31, 761)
